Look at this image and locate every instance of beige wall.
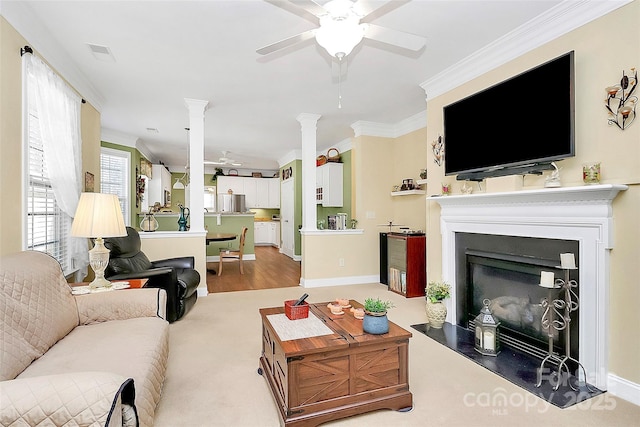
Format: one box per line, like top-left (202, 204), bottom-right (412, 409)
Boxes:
top-left (140, 234), bottom-right (207, 292)
top-left (426, 1), bottom-right (640, 385)
top-left (302, 128), bottom-right (427, 281)
top-left (0, 17), bottom-right (25, 255)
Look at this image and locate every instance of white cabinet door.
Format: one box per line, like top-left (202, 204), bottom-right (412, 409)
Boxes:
top-left (317, 163), bottom-right (343, 207)
top-left (254, 222), bottom-right (269, 244)
top-left (217, 176), bottom-right (243, 195)
top-left (244, 178), bottom-right (258, 208)
top-left (268, 178), bottom-right (280, 208)
top-left (255, 179), bottom-right (269, 208)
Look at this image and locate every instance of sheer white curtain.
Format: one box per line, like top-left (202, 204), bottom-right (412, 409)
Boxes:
top-left (25, 53), bottom-right (87, 280)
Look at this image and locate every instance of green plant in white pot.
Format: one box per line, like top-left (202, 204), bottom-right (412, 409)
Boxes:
top-left (362, 298), bottom-right (395, 335)
top-left (425, 281), bottom-right (451, 328)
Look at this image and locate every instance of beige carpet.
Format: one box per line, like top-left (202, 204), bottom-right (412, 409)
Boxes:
top-left (153, 283), bottom-right (640, 427)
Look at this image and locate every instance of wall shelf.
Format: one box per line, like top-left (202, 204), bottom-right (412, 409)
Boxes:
top-left (391, 190), bottom-right (426, 197)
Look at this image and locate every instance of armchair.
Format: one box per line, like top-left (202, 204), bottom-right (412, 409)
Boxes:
top-left (104, 226), bottom-right (199, 322)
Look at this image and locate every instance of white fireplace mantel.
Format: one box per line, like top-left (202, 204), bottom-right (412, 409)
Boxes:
top-left (431, 184), bottom-right (628, 390)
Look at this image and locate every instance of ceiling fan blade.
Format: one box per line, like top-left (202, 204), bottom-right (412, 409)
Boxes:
top-left (288, 0), bottom-right (327, 17)
top-left (363, 23), bottom-right (426, 51)
top-left (354, 0), bottom-right (410, 23)
top-left (256, 29), bottom-right (317, 55)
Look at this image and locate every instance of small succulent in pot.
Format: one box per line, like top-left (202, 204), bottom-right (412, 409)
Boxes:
top-left (363, 298), bottom-right (395, 315)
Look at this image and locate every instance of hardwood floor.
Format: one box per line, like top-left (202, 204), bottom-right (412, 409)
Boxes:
top-left (206, 246), bottom-right (301, 293)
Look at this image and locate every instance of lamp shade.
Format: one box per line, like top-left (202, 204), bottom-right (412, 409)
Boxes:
top-left (71, 193), bottom-right (127, 238)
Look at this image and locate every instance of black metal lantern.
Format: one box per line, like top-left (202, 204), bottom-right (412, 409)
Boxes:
top-left (474, 298), bottom-right (500, 356)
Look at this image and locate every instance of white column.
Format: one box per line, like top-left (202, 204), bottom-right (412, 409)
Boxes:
top-left (184, 98), bottom-right (209, 233)
top-left (297, 113), bottom-right (321, 231)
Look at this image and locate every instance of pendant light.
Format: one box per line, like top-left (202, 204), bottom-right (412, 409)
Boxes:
top-left (172, 128), bottom-right (190, 189)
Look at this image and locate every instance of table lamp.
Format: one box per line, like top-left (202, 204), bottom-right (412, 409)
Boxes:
top-left (71, 192), bottom-right (127, 290)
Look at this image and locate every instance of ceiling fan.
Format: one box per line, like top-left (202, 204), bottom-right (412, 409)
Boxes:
top-left (257, 0), bottom-right (426, 60)
top-left (204, 151), bottom-right (242, 167)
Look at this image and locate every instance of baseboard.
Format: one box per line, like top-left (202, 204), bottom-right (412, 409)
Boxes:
top-left (608, 373), bottom-right (640, 406)
top-left (300, 275), bottom-right (380, 288)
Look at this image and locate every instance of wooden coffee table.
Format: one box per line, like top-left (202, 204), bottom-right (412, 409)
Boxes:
top-left (258, 300), bottom-right (412, 427)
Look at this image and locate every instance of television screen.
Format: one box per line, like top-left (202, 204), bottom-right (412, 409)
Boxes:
top-left (443, 51), bottom-right (575, 180)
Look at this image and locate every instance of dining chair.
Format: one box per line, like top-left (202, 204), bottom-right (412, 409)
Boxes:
top-left (218, 227), bottom-right (248, 275)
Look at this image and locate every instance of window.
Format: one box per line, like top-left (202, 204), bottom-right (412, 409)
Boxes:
top-left (23, 50), bottom-right (83, 277)
top-left (100, 148), bottom-right (131, 226)
top-left (25, 102), bottom-right (72, 270)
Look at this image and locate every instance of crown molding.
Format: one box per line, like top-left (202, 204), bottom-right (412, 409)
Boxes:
top-left (2, 0), bottom-right (105, 111)
top-left (420, 0), bottom-right (632, 100)
top-left (351, 110), bottom-right (426, 138)
top-left (101, 128), bottom-right (155, 162)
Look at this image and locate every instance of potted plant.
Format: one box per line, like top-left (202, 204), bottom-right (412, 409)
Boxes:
top-left (362, 298), bottom-right (395, 335)
top-left (425, 281), bottom-right (451, 328)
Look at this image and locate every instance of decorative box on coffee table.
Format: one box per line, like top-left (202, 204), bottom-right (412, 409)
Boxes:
top-left (258, 300), bottom-right (412, 427)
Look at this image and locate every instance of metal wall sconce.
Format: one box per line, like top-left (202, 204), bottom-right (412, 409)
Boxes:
top-left (431, 135), bottom-right (444, 166)
top-left (605, 68), bottom-right (637, 130)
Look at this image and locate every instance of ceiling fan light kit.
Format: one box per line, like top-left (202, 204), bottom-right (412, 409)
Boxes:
top-left (257, 0), bottom-right (425, 59)
top-left (315, 1), bottom-right (365, 58)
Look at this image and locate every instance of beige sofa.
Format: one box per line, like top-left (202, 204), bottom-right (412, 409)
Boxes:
top-left (0, 251), bottom-right (170, 427)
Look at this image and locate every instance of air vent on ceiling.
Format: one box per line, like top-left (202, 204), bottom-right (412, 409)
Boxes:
top-left (87, 43), bottom-right (115, 62)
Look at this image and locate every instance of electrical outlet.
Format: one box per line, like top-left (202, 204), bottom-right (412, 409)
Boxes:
top-left (366, 211), bottom-right (376, 219)
top-left (339, 258), bottom-right (345, 267)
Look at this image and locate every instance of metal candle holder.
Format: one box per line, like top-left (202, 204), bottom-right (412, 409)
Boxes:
top-left (536, 267), bottom-right (593, 391)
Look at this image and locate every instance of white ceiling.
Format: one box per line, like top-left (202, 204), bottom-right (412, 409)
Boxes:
top-left (2, 1), bottom-right (622, 172)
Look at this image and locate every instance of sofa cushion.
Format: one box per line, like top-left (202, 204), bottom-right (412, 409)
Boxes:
top-left (17, 317), bottom-right (169, 427)
top-left (0, 251), bottom-right (79, 381)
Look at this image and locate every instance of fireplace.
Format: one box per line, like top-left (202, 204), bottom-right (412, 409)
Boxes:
top-left (455, 233), bottom-right (579, 360)
top-left (432, 184), bottom-right (627, 390)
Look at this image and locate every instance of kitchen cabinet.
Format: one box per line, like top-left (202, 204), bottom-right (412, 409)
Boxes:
top-left (268, 178), bottom-right (280, 208)
top-left (256, 179), bottom-right (270, 208)
top-left (147, 164), bottom-right (172, 207)
top-left (316, 163), bottom-right (343, 207)
top-left (254, 222), bottom-right (270, 245)
top-left (217, 176), bottom-right (244, 196)
top-left (216, 176), bottom-right (280, 209)
top-left (255, 221), bottom-right (280, 247)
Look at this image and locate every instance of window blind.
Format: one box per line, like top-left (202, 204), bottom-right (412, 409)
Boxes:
top-left (100, 149), bottom-right (130, 225)
top-left (26, 93), bottom-right (72, 272)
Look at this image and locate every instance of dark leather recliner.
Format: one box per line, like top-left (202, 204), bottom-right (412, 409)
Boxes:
top-left (104, 226), bottom-right (199, 322)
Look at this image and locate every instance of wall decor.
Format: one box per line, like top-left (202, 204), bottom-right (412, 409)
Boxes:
top-left (136, 167), bottom-right (145, 208)
top-left (84, 171), bottom-right (94, 192)
top-left (431, 135), bottom-right (444, 166)
top-left (605, 67), bottom-right (637, 130)
top-left (282, 166), bottom-right (293, 180)
top-left (140, 157), bottom-right (152, 177)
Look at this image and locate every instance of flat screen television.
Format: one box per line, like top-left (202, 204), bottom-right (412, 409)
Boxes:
top-left (443, 51), bottom-right (575, 181)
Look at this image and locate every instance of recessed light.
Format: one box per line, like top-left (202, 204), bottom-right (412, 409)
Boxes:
top-left (146, 128), bottom-right (159, 133)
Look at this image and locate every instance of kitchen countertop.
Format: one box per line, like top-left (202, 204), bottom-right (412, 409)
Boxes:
top-left (140, 212), bottom-right (255, 216)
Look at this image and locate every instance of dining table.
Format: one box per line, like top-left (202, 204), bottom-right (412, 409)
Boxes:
top-left (205, 232), bottom-right (237, 274)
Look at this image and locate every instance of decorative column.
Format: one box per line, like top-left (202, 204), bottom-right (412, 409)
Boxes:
top-left (184, 98), bottom-right (209, 233)
top-left (297, 113), bottom-right (321, 231)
